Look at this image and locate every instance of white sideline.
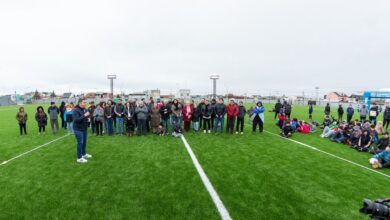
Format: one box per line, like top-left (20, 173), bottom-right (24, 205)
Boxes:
top-left (264, 130), bottom-right (390, 179)
top-left (180, 135), bottom-right (232, 220)
top-left (0, 134), bottom-right (70, 166)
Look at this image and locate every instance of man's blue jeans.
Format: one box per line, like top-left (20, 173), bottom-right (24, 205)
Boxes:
top-left (74, 129), bottom-right (87, 159)
top-left (214, 116), bottom-right (224, 133)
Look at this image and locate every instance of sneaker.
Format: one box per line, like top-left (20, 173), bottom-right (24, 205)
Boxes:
top-left (236, 131), bottom-right (238, 134)
top-left (77, 158), bottom-right (88, 163)
top-left (208, 130), bottom-right (211, 133)
top-left (241, 132), bottom-right (243, 135)
top-left (204, 130), bottom-right (206, 134)
top-left (83, 154), bottom-right (92, 159)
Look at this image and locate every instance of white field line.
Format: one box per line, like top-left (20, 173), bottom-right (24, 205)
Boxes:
top-left (264, 130), bottom-right (390, 179)
top-left (0, 134), bottom-right (70, 166)
top-left (180, 135), bottom-right (232, 220)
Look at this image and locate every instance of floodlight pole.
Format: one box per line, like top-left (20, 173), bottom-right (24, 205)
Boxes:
top-left (210, 74), bottom-right (220, 99)
top-left (107, 74), bottom-right (117, 99)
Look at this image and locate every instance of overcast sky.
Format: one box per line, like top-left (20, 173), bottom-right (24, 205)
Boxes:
top-left (0, 0), bottom-right (389, 97)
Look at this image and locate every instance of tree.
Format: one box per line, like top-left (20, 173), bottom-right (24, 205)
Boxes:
top-left (50, 90), bottom-right (56, 98)
top-left (32, 89), bottom-right (41, 100)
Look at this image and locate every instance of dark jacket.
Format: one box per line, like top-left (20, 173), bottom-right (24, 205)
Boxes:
top-left (282, 125), bottom-right (293, 135)
top-left (35, 112), bottom-right (47, 126)
top-left (214, 103), bottom-right (226, 117)
top-left (114, 104), bottom-right (125, 118)
top-left (284, 104), bottom-right (292, 114)
top-left (377, 137), bottom-right (390, 151)
top-left (338, 106), bottom-right (344, 115)
top-left (192, 107), bottom-right (200, 122)
top-left (201, 104), bottom-right (212, 118)
top-left (384, 108), bottom-right (390, 120)
top-left (159, 105), bottom-right (170, 120)
top-left (73, 105), bottom-right (89, 131)
top-left (325, 105), bottom-right (331, 114)
top-left (237, 105), bottom-right (247, 119)
top-left (275, 102), bottom-right (282, 113)
top-left (104, 105), bottom-right (113, 119)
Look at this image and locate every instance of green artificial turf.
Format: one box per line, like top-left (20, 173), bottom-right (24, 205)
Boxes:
top-left (0, 103), bottom-right (388, 219)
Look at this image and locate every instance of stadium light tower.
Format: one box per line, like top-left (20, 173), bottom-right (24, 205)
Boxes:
top-left (210, 74), bottom-right (220, 99)
top-left (107, 74), bottom-right (117, 98)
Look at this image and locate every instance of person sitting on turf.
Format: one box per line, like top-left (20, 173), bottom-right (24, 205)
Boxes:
top-left (156, 122), bottom-right (166, 136)
top-left (172, 122), bottom-right (183, 138)
top-left (370, 132), bottom-right (390, 154)
top-left (291, 118), bottom-right (298, 131)
top-left (297, 121), bottom-right (311, 134)
top-left (320, 121), bottom-right (338, 138)
top-left (320, 115), bottom-right (332, 129)
top-left (370, 124), bottom-right (379, 144)
top-left (330, 125), bottom-right (347, 143)
top-left (309, 120), bottom-right (318, 133)
top-left (352, 129), bottom-right (372, 152)
top-left (281, 120), bottom-right (293, 138)
top-left (375, 121), bottom-right (386, 136)
top-left (348, 123), bottom-right (362, 147)
top-left (369, 145), bottom-right (390, 169)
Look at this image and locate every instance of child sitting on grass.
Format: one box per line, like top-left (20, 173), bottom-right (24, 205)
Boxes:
top-left (297, 121), bottom-right (310, 134)
top-left (352, 129), bottom-right (372, 152)
top-left (281, 121), bottom-right (293, 138)
top-left (156, 122), bottom-right (166, 136)
top-left (369, 145), bottom-right (390, 169)
top-left (370, 132), bottom-right (390, 154)
top-left (172, 122), bottom-right (183, 138)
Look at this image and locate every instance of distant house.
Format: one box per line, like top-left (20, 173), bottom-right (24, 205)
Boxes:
top-left (349, 94), bottom-right (363, 103)
top-left (325, 92), bottom-right (348, 102)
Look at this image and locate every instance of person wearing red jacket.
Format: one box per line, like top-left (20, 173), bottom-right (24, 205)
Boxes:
top-left (297, 121), bottom-right (311, 134)
top-left (182, 100), bottom-right (194, 132)
top-left (226, 99), bottom-right (239, 134)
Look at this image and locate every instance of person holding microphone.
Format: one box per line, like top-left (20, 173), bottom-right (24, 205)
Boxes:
top-left (73, 99), bottom-right (92, 163)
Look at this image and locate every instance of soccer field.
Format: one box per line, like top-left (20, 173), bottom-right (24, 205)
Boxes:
top-left (0, 104), bottom-right (389, 219)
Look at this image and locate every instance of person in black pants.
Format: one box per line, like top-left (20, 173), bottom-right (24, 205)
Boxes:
top-left (16, 107), bottom-right (28, 135)
top-left (236, 101), bottom-right (246, 134)
top-left (384, 106), bottom-right (390, 130)
top-left (252, 102), bottom-right (265, 133)
top-left (198, 98), bottom-right (205, 129)
top-left (274, 100), bottom-right (282, 119)
top-left (201, 99), bottom-right (212, 133)
top-left (337, 104), bottom-right (344, 122)
top-left (59, 101), bottom-right (67, 129)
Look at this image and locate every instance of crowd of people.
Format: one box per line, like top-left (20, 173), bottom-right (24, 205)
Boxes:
top-left (273, 99), bottom-right (390, 169)
top-left (15, 98), bottom-right (267, 163)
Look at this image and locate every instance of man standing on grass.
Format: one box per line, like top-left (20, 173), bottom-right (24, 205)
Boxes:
top-left (48, 102), bottom-right (60, 134)
top-left (73, 99), bottom-right (92, 164)
top-left (226, 99), bottom-right (238, 134)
